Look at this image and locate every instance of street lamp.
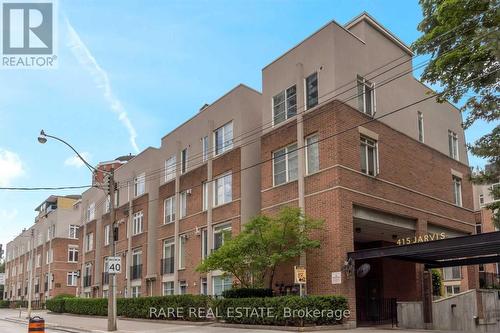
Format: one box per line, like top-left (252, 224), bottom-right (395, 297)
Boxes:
top-left (37, 130), bottom-right (118, 331)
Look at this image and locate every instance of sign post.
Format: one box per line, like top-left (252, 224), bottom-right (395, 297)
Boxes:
top-left (294, 266), bottom-right (307, 297)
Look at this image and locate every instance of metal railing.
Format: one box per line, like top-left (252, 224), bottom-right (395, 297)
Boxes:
top-left (130, 264), bottom-right (142, 280)
top-left (83, 275), bottom-right (92, 288)
top-left (356, 297), bottom-right (398, 327)
top-left (161, 258), bottom-right (174, 275)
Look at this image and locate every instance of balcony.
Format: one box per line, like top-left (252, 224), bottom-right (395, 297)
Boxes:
top-left (161, 258), bottom-right (174, 275)
top-left (130, 264), bottom-right (142, 280)
top-left (83, 275), bottom-right (92, 288)
top-left (102, 272), bottom-right (109, 285)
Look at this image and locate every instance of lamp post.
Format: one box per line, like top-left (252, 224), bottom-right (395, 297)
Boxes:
top-left (38, 130), bottom-right (118, 331)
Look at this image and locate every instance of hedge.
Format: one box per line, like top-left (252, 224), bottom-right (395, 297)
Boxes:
top-left (0, 300), bottom-right (9, 308)
top-left (46, 294), bottom-right (76, 313)
top-left (46, 294), bottom-right (348, 326)
top-left (214, 295), bottom-right (349, 326)
top-left (222, 288), bottom-right (273, 298)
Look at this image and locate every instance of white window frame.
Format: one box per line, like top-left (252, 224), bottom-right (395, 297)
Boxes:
top-left (452, 176), bottom-right (463, 207)
top-left (69, 225), bottom-right (78, 239)
top-left (179, 191), bottom-right (187, 219)
top-left (443, 266), bottom-right (462, 280)
top-left (212, 275), bottom-right (232, 296)
top-left (181, 149), bottom-right (188, 174)
top-left (214, 121), bottom-right (234, 156)
top-left (179, 280), bottom-right (187, 295)
top-left (305, 134), bottom-right (319, 175)
top-left (202, 182), bottom-right (209, 211)
top-left (132, 211), bottom-right (144, 235)
top-left (67, 272), bottom-right (78, 287)
top-left (357, 75), bottom-right (376, 116)
top-left (104, 225), bottom-right (110, 246)
top-left (164, 196), bottom-right (175, 224)
top-left (201, 228), bottom-right (208, 259)
top-left (213, 223), bottom-right (232, 251)
top-left (134, 173), bottom-right (146, 197)
top-left (272, 84), bottom-right (297, 126)
top-left (104, 195), bottom-right (111, 214)
top-left (165, 155), bottom-right (176, 182)
top-left (87, 203), bottom-right (95, 222)
top-left (213, 173), bottom-right (232, 207)
top-left (305, 72), bottom-right (318, 110)
top-left (85, 233), bottom-right (93, 252)
top-left (163, 281), bottom-right (174, 296)
top-left (360, 136), bottom-right (379, 176)
top-left (202, 136), bottom-right (209, 162)
top-left (272, 143), bottom-right (298, 186)
top-left (67, 246), bottom-right (78, 263)
top-left (448, 130), bottom-right (459, 160)
top-left (417, 111), bottom-right (424, 143)
top-left (131, 286), bottom-right (141, 298)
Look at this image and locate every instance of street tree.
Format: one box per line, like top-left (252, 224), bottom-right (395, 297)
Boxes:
top-left (413, 0), bottom-right (500, 227)
top-left (197, 207), bottom-right (324, 289)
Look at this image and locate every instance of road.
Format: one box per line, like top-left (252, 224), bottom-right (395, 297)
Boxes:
top-left (0, 318), bottom-right (64, 333)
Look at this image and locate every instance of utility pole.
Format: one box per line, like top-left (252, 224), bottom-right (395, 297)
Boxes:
top-left (107, 169), bottom-right (117, 331)
top-left (27, 229), bottom-right (34, 318)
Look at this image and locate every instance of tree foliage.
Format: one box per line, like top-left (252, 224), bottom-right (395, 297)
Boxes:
top-left (413, 0), bottom-right (500, 227)
top-left (197, 207), bottom-right (324, 288)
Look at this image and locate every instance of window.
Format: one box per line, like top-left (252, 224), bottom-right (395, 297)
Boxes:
top-left (202, 136), bottom-right (209, 162)
top-left (179, 280), bottom-right (187, 295)
top-left (132, 248), bottom-right (142, 280)
top-left (202, 182), bottom-right (209, 211)
top-left (165, 155), bottom-right (176, 182)
top-left (85, 233), bottom-right (93, 252)
top-left (448, 130), bottom-right (459, 160)
top-left (131, 286), bottom-right (141, 298)
top-left (134, 173), bottom-right (146, 197)
top-left (445, 285), bottom-right (461, 296)
top-left (47, 225), bottom-right (55, 240)
top-left (360, 136), bottom-right (378, 176)
top-left (417, 111), bottom-right (424, 142)
top-left (163, 281), bottom-right (174, 296)
top-left (357, 75), bottom-right (375, 116)
top-left (179, 235), bottom-right (186, 269)
top-left (162, 238), bottom-right (175, 275)
top-left (180, 191), bottom-right (187, 218)
top-left (67, 272), bottom-right (77, 287)
top-left (479, 194), bottom-right (484, 206)
top-left (306, 134), bottom-right (319, 174)
top-left (69, 225), bottom-right (78, 239)
top-left (201, 228), bottom-right (208, 259)
top-left (164, 196), bottom-right (175, 224)
top-left (104, 195), bottom-right (111, 213)
top-left (492, 183), bottom-right (500, 200)
top-left (36, 254), bottom-right (41, 268)
top-left (273, 85), bottom-right (297, 125)
top-left (305, 72), bottom-right (318, 109)
top-left (213, 276), bottom-right (232, 296)
top-left (132, 211), bottom-right (144, 235)
top-left (214, 173), bottom-right (232, 206)
top-left (214, 121), bottom-right (233, 155)
top-left (273, 143), bottom-right (298, 186)
top-left (452, 176), bottom-right (462, 207)
top-left (87, 203), bottom-right (95, 222)
top-left (104, 225), bottom-right (110, 246)
top-left (46, 248), bottom-right (53, 264)
top-left (200, 278), bottom-right (208, 295)
top-left (214, 223), bottom-right (232, 251)
top-left (443, 266), bottom-right (461, 280)
top-left (181, 148), bottom-right (188, 174)
top-left (68, 246), bottom-right (78, 263)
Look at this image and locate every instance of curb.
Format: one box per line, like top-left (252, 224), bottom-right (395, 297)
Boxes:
top-left (211, 322), bottom-right (353, 331)
top-left (1, 317), bottom-right (91, 333)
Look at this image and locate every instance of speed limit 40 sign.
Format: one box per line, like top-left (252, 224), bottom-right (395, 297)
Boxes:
top-left (107, 256), bottom-right (122, 274)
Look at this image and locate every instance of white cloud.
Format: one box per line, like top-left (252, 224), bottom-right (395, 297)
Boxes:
top-left (64, 152), bottom-right (92, 168)
top-left (65, 19), bottom-right (140, 153)
top-left (0, 149), bottom-right (24, 186)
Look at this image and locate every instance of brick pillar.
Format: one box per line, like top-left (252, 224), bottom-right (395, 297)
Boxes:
top-left (415, 218), bottom-right (427, 301)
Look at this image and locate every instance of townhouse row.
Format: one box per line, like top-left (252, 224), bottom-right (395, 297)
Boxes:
top-left (6, 12), bottom-right (494, 322)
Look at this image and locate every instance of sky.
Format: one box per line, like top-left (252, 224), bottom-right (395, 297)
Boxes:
top-left (0, 0), bottom-right (494, 248)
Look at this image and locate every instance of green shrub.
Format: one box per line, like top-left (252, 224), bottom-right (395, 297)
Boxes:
top-left (63, 298), bottom-right (108, 316)
top-left (0, 300), bottom-right (10, 308)
top-left (222, 288), bottom-right (273, 298)
top-left (214, 295), bottom-right (349, 326)
top-left (46, 294), bottom-right (76, 313)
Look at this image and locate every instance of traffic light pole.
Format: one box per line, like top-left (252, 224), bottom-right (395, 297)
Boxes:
top-left (107, 170), bottom-right (117, 331)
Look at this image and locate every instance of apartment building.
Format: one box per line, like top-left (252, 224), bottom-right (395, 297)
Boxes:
top-left (4, 195), bottom-right (81, 303)
top-left (78, 84), bottom-right (261, 298)
top-left (259, 12), bottom-right (476, 323)
top-left (473, 165), bottom-right (499, 289)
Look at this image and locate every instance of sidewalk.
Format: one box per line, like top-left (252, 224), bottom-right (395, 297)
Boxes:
top-left (0, 308), bottom-right (468, 333)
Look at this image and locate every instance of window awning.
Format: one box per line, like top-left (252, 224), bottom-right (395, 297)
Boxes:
top-left (348, 231), bottom-right (500, 268)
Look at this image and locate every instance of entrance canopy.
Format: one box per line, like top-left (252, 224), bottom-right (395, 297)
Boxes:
top-left (348, 231), bottom-right (500, 268)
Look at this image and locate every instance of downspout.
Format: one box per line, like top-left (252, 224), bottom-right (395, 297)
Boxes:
top-left (173, 142), bottom-right (181, 294)
top-left (206, 121), bottom-right (214, 295)
top-left (126, 180), bottom-right (133, 297)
